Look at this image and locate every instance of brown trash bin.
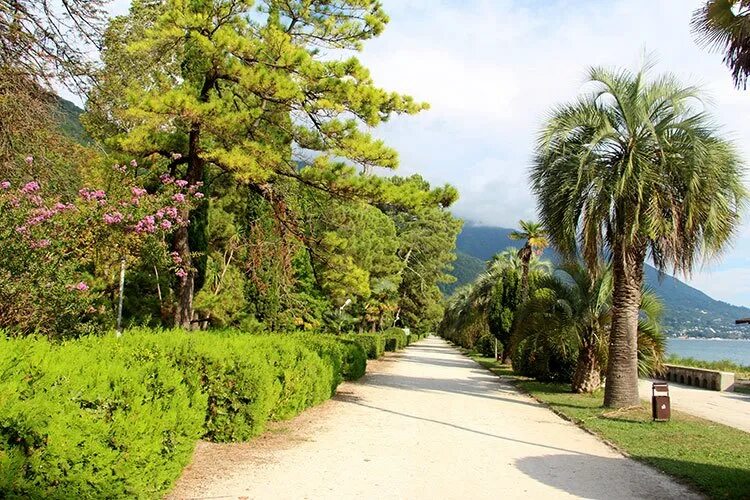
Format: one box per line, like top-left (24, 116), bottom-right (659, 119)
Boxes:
top-left (652, 382), bottom-right (671, 422)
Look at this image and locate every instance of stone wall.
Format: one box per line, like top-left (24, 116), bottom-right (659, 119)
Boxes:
top-left (660, 364), bottom-right (735, 392)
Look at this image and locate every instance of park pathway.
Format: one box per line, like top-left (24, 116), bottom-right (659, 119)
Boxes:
top-left (170, 337), bottom-right (700, 500)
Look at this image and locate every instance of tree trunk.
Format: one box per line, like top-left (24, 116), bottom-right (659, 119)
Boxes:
top-left (603, 240), bottom-right (645, 408)
top-left (572, 340), bottom-right (601, 393)
top-left (173, 123), bottom-right (204, 329)
top-left (518, 244), bottom-right (532, 301)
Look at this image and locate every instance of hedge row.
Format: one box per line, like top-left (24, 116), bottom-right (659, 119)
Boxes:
top-left (0, 330), bottom-right (367, 498)
top-left (342, 329), bottom-right (428, 357)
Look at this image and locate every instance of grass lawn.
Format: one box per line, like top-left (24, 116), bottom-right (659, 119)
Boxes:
top-left (469, 353), bottom-right (750, 500)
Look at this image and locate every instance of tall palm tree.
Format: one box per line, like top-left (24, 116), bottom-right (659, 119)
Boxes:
top-left (692, 1), bottom-right (750, 89)
top-left (531, 65), bottom-right (746, 407)
top-left (509, 221), bottom-right (549, 301)
top-left (513, 262), bottom-right (665, 393)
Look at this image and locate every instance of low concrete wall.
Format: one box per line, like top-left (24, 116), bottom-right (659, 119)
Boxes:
top-left (660, 364), bottom-right (735, 392)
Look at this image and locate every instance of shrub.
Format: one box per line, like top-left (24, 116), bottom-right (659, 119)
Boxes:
top-left (0, 335), bottom-right (206, 498)
top-left (342, 333), bottom-right (385, 359)
top-left (474, 334), bottom-right (499, 358)
top-left (382, 327), bottom-right (407, 351)
top-left (0, 328), bottom-right (364, 498)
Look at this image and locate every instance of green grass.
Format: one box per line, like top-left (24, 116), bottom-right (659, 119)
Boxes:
top-left (472, 355), bottom-right (750, 499)
top-left (666, 354), bottom-right (750, 380)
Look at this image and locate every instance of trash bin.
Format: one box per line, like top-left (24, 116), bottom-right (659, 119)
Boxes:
top-left (652, 382), bottom-right (670, 422)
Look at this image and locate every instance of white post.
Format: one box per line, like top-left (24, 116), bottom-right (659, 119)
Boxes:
top-left (116, 258), bottom-right (126, 337)
top-left (494, 338), bottom-right (498, 360)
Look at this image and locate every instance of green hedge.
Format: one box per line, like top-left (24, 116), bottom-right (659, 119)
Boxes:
top-left (0, 329), bottom-right (366, 498)
top-left (0, 335), bottom-right (206, 498)
top-left (342, 333), bottom-right (385, 359)
top-left (382, 328), bottom-right (407, 351)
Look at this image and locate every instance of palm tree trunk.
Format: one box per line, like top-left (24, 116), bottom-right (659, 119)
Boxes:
top-left (519, 244), bottom-right (532, 301)
top-left (572, 340), bottom-right (601, 393)
top-left (603, 241), bottom-right (645, 408)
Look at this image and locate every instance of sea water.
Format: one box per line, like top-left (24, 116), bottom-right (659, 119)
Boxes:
top-left (667, 338), bottom-right (750, 366)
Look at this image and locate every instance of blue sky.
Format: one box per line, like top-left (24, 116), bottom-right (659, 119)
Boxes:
top-left (103, 0), bottom-right (750, 306)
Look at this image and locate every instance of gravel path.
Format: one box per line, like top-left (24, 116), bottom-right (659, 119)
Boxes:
top-left (169, 336), bottom-right (700, 500)
top-left (638, 378), bottom-right (750, 432)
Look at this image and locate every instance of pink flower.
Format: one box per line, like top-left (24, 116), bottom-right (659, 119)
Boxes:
top-left (172, 193), bottom-right (185, 203)
top-left (25, 156), bottom-right (33, 165)
top-left (160, 219), bottom-right (172, 230)
top-left (73, 282), bottom-right (89, 291)
top-left (79, 188), bottom-right (106, 201)
top-left (175, 179), bottom-right (189, 188)
top-left (164, 207), bottom-right (179, 220)
top-left (0, 181), bottom-right (10, 189)
top-left (21, 181), bottom-right (40, 193)
top-left (130, 159), bottom-right (138, 168)
top-left (175, 268), bottom-right (188, 278)
top-left (160, 174), bottom-right (174, 185)
top-left (103, 212), bottom-right (124, 224)
top-left (193, 192), bottom-right (205, 199)
top-left (130, 186), bottom-right (147, 198)
top-left (170, 251), bottom-right (183, 265)
top-left (134, 215), bottom-right (157, 234)
top-left (30, 239), bottom-right (50, 249)
top-left (15, 226), bottom-right (28, 234)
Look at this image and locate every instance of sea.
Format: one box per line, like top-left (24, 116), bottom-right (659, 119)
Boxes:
top-left (667, 338), bottom-right (750, 366)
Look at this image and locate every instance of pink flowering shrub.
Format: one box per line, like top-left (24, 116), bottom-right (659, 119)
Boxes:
top-left (0, 157), bottom-right (203, 337)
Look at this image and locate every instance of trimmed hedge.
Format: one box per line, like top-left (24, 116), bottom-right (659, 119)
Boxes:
top-left (342, 333), bottom-right (385, 360)
top-left (0, 335), bottom-right (206, 498)
top-left (0, 329), bottom-right (366, 498)
top-left (382, 328), bottom-right (408, 351)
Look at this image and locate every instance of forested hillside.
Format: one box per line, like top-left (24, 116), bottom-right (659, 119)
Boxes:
top-left (450, 224), bottom-right (750, 339)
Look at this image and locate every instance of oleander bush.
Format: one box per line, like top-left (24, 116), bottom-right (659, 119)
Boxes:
top-left (342, 333), bottom-right (385, 359)
top-left (0, 329), bottom-right (367, 498)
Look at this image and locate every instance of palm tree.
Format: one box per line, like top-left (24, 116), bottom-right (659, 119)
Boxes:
top-left (692, 1), bottom-right (750, 89)
top-left (513, 262), bottom-right (665, 393)
top-left (509, 221), bottom-right (549, 301)
top-left (531, 65), bottom-right (746, 407)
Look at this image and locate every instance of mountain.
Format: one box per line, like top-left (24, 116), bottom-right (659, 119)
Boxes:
top-left (54, 96), bottom-right (90, 144)
top-left (449, 224), bottom-right (750, 339)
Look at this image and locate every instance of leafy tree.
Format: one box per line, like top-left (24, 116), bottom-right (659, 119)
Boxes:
top-left (692, 0), bottom-right (750, 89)
top-left (487, 266), bottom-right (521, 363)
top-left (509, 220), bottom-right (549, 301)
top-left (513, 262), bottom-right (665, 393)
top-left (383, 175), bottom-right (461, 333)
top-left (86, 0), bottom-right (427, 328)
top-left (531, 64), bottom-right (746, 407)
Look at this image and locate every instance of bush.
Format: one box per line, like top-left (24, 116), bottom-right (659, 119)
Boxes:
top-left (0, 328), bottom-right (365, 498)
top-left (342, 333), bottom-right (385, 359)
top-left (473, 334), bottom-right (499, 358)
top-left (0, 335), bottom-right (206, 498)
top-left (382, 327), bottom-right (407, 351)
top-left (293, 333), bottom-right (367, 383)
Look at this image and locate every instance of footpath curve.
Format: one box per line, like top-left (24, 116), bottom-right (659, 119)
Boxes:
top-left (170, 336), bottom-right (700, 499)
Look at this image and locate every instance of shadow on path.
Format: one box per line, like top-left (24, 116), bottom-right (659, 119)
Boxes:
top-left (364, 372), bottom-right (541, 408)
top-left (341, 399), bottom-right (589, 456)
